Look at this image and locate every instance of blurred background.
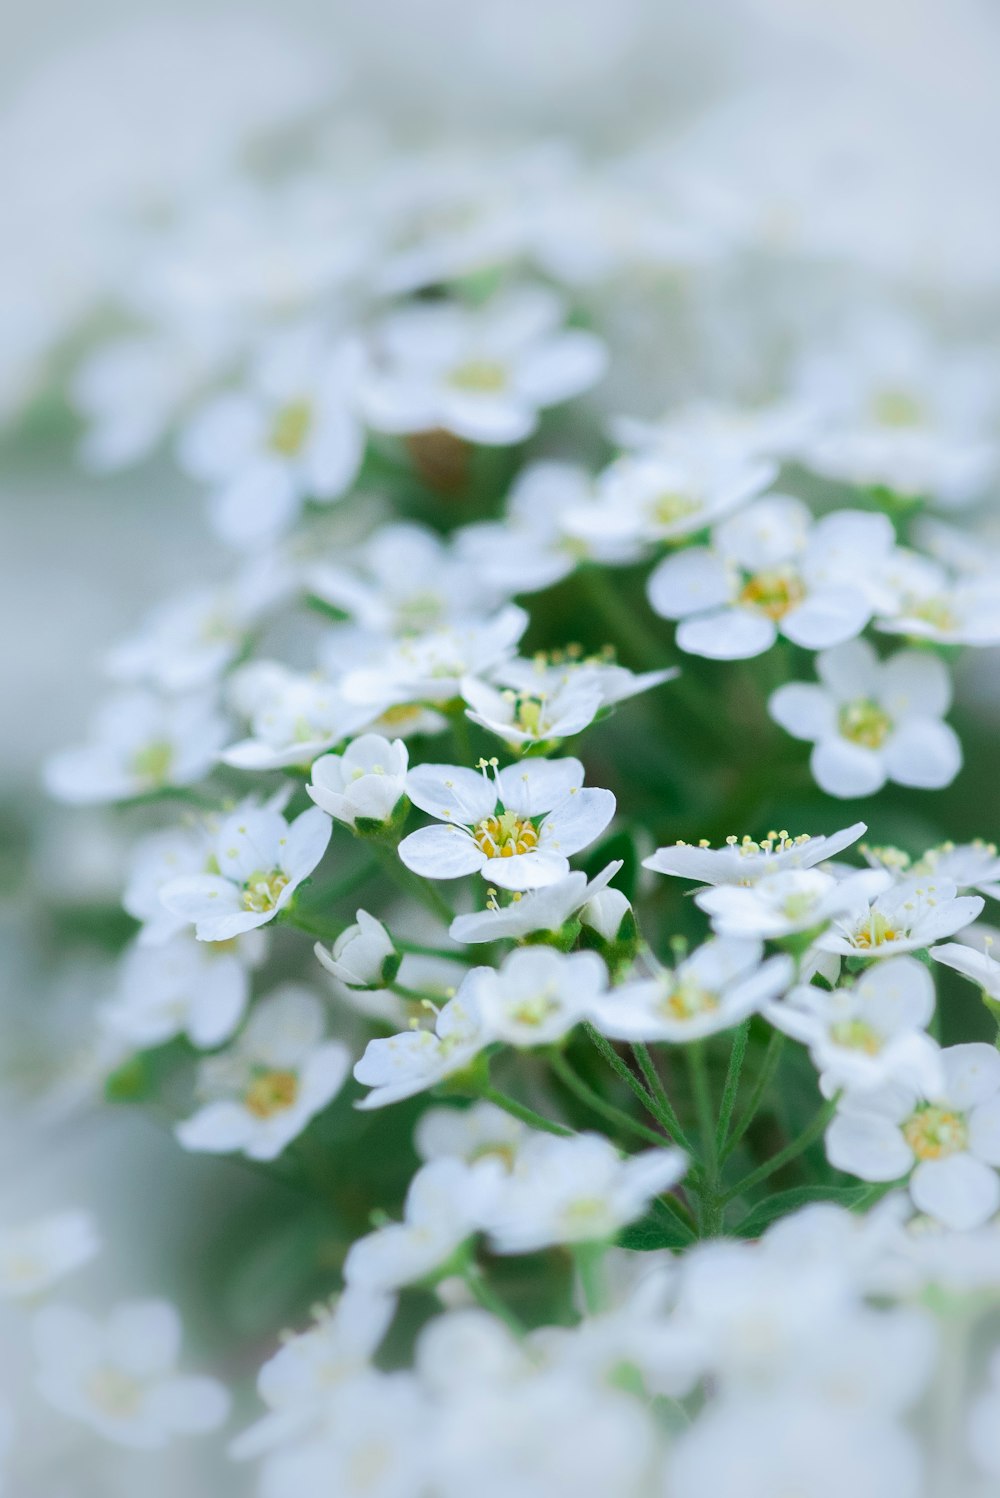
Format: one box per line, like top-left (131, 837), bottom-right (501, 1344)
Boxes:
top-left (3, 1), bottom-right (1000, 1491)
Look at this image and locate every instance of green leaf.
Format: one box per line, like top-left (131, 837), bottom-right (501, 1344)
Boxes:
top-left (733, 1183), bottom-right (875, 1239)
top-left (617, 1208), bottom-right (694, 1252)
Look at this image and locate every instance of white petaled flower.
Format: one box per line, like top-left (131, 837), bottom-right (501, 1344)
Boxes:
top-left (308, 734), bottom-right (409, 827)
top-left (315, 911), bottom-right (398, 991)
top-left (175, 986), bottom-right (350, 1162)
top-left (354, 980), bottom-right (488, 1110)
top-left (399, 756), bottom-right (615, 892)
top-left (339, 606), bottom-right (528, 710)
top-left (647, 497), bottom-right (895, 660)
top-left (33, 1300), bottom-right (230, 1449)
top-left (344, 1158), bottom-right (503, 1291)
top-left (177, 323), bottom-right (366, 549)
top-left (104, 558), bottom-right (290, 694)
top-left (414, 1101), bottom-right (527, 1168)
top-left (43, 691), bottom-right (226, 804)
top-left (230, 1289), bottom-right (395, 1460)
top-left (102, 930), bottom-right (263, 1049)
top-left (565, 445), bottom-right (776, 561)
top-left (587, 938), bottom-right (792, 1043)
top-left (462, 654), bottom-right (676, 749)
top-left (221, 661), bottom-right (374, 770)
top-left (825, 1043), bottom-right (1000, 1230)
top-left (914, 839), bottom-right (1000, 899)
top-left (695, 868), bottom-right (892, 940)
top-left (457, 946), bottom-right (608, 1048)
top-left (500, 653), bottom-right (678, 711)
top-left (580, 886), bottom-right (634, 944)
top-left (767, 956), bottom-right (943, 1096)
top-left (307, 521), bottom-right (490, 635)
top-left (449, 861), bottom-right (623, 944)
top-left (875, 548), bottom-right (1000, 647)
top-left (0, 1211), bottom-right (99, 1299)
top-left (644, 822), bottom-right (867, 888)
top-left (817, 877), bottom-right (984, 960)
top-left (160, 806), bottom-right (331, 942)
top-left (455, 462), bottom-right (602, 594)
top-left (485, 1132), bottom-right (686, 1253)
top-left (929, 941), bottom-right (1000, 1003)
top-left (361, 284), bottom-right (607, 444)
top-left (769, 639), bottom-right (962, 799)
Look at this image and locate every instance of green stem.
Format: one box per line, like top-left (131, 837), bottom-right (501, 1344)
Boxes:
top-left (284, 909), bottom-right (347, 944)
top-left (389, 981), bottom-right (443, 1005)
top-left (450, 708), bottom-right (474, 766)
top-left (721, 1030), bottom-right (785, 1162)
top-left (715, 1020), bottom-right (751, 1151)
top-left (584, 1025), bottom-right (661, 1120)
top-left (573, 1242), bottom-right (609, 1315)
top-left (631, 1043), bottom-right (694, 1152)
top-left (480, 1085), bottom-right (573, 1138)
top-left (685, 1043), bottom-right (718, 1180)
top-left (377, 847), bottom-right (455, 924)
top-left (463, 1265), bottom-right (526, 1336)
top-left (396, 937), bottom-right (475, 963)
top-left (722, 1096), bottom-right (837, 1203)
top-left (550, 1054), bottom-right (675, 1149)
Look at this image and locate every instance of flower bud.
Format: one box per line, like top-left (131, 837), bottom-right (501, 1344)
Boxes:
top-left (580, 888), bottom-right (633, 944)
top-left (308, 735), bottom-right (408, 832)
top-left (316, 911), bottom-right (400, 990)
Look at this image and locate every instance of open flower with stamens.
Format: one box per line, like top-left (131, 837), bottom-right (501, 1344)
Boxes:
top-left (647, 497), bottom-right (895, 660)
top-left (399, 756), bottom-right (615, 891)
top-left (354, 982), bottom-right (488, 1110)
top-left (587, 938), bottom-right (792, 1044)
top-left (161, 805), bottom-right (331, 941)
top-left (826, 1043), bottom-right (1000, 1229)
top-left (221, 661), bottom-right (376, 771)
top-left (339, 606), bottom-right (528, 710)
top-left (175, 986), bottom-right (350, 1161)
top-left (817, 877), bottom-right (984, 960)
top-left (913, 839), bottom-right (1000, 899)
top-left (767, 956), bottom-right (943, 1097)
top-left (769, 639), bottom-right (961, 799)
top-left (459, 946), bottom-right (608, 1047)
top-left (644, 822), bottom-right (867, 888)
top-left (695, 868), bottom-right (893, 940)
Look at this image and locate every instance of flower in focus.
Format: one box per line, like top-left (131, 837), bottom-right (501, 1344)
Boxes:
top-left (644, 822), bottom-right (867, 887)
top-left (315, 911), bottom-right (399, 991)
top-left (817, 877), bottom-right (984, 960)
top-left (308, 734), bottom-right (409, 828)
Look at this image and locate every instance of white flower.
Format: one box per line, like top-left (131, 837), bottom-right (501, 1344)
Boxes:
top-left (875, 548), bottom-right (1000, 646)
top-left (817, 876), bottom-right (984, 959)
top-left (455, 462), bottom-right (601, 594)
top-left (695, 868), bottom-right (892, 940)
top-left (344, 1158), bottom-right (503, 1291)
top-left (414, 1101), bottom-right (527, 1167)
top-left (102, 930), bottom-right (263, 1049)
top-left (44, 691), bottom-right (226, 804)
top-left (307, 522), bottom-right (489, 634)
top-left (161, 805), bottom-right (331, 941)
top-left (0, 1211), bottom-right (99, 1299)
top-left (230, 1289), bottom-right (395, 1460)
top-left (339, 606), bottom-right (528, 709)
top-left (399, 756), bottom-right (615, 891)
top-left (308, 734), bottom-right (409, 827)
top-left (580, 886), bottom-right (633, 944)
top-left (500, 653), bottom-right (678, 711)
top-left (221, 661), bottom-right (374, 770)
top-left (485, 1132), bottom-right (686, 1253)
top-left (459, 946), bottom-right (608, 1048)
top-left (644, 822), bottom-right (867, 887)
top-left (177, 323), bottom-right (366, 548)
top-left (587, 938), bottom-right (792, 1043)
top-left (33, 1299), bottom-right (229, 1449)
top-left (462, 654), bottom-right (676, 749)
top-left (915, 839), bottom-right (1000, 898)
top-left (769, 639), bottom-right (962, 798)
top-left (176, 986), bottom-right (350, 1161)
top-left (354, 981), bottom-right (488, 1110)
top-left (565, 445), bottom-right (776, 561)
top-left (792, 312), bottom-right (1000, 506)
top-left (449, 861), bottom-right (623, 944)
top-left (362, 285), bottom-right (606, 444)
top-left (826, 1043), bottom-right (1000, 1230)
top-left (104, 558), bottom-right (289, 694)
top-left (930, 941), bottom-right (1000, 1002)
top-left (768, 956), bottom-right (943, 1096)
top-left (315, 911), bottom-right (398, 991)
top-left (647, 498), bottom-right (895, 659)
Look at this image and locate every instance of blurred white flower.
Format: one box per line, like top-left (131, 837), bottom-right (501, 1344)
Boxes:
top-left (0, 1210), bottom-right (99, 1299)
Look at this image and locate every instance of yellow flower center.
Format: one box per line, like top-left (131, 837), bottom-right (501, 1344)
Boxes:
top-left (503, 692), bottom-right (546, 736)
top-left (652, 492), bottom-right (700, 527)
top-left (839, 698), bottom-right (893, 750)
top-left (85, 1368), bottom-right (142, 1419)
top-left (829, 1019), bottom-right (883, 1054)
top-left (852, 911), bottom-right (901, 949)
top-left (472, 810), bottom-right (540, 859)
top-left (871, 388), bottom-right (924, 429)
top-left (241, 869), bottom-right (290, 913)
top-left (739, 567), bottom-right (806, 620)
top-left (912, 597), bottom-right (958, 633)
top-left (244, 1069), bottom-right (299, 1119)
top-left (447, 359), bottom-right (508, 393)
top-left (269, 398), bottom-right (313, 457)
top-left (509, 985), bottom-right (561, 1028)
top-left (902, 1105), bottom-right (968, 1161)
top-left (661, 978), bottom-right (719, 1021)
top-left (131, 740), bottom-right (174, 786)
